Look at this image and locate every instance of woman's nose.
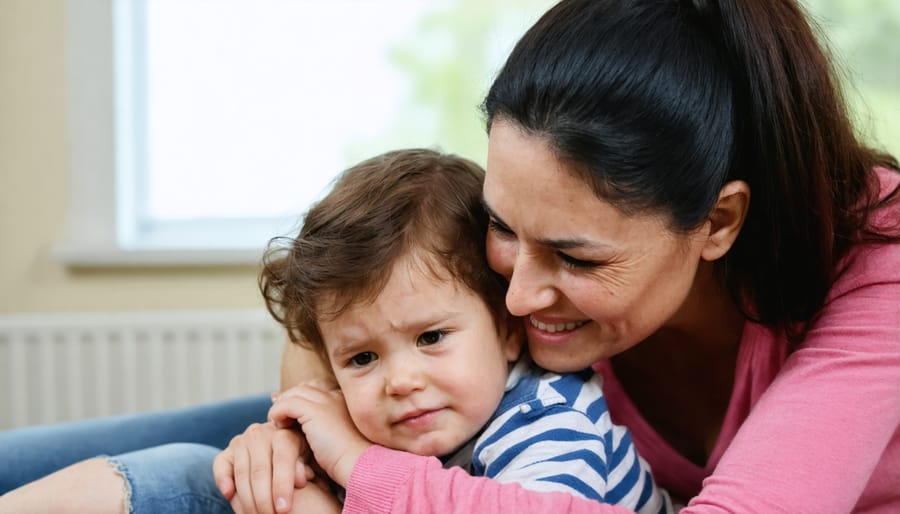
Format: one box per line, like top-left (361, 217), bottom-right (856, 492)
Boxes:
top-left (505, 252), bottom-right (556, 317)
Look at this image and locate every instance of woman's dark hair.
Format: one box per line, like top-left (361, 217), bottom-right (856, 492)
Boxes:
top-left (482, 0), bottom-right (899, 341)
top-left (259, 149), bottom-right (509, 356)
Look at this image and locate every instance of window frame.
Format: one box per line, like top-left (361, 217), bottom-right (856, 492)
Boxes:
top-left (56, 0), bottom-right (269, 267)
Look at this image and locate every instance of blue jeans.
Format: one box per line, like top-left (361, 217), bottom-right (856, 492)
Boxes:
top-left (0, 394), bottom-right (270, 511)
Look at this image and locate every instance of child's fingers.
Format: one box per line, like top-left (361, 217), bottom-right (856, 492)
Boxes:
top-left (274, 383), bottom-right (335, 403)
top-left (268, 384), bottom-right (345, 428)
top-left (304, 376), bottom-right (339, 392)
top-left (279, 379), bottom-right (339, 397)
top-left (269, 388), bottom-right (336, 422)
top-left (268, 395), bottom-right (313, 428)
top-left (270, 416), bottom-right (294, 430)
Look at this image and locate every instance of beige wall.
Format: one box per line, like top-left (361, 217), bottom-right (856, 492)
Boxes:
top-left (0, 0), bottom-right (261, 314)
top-left (1, 1), bottom-right (896, 315)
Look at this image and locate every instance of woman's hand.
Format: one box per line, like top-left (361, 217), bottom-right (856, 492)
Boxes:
top-left (213, 420), bottom-right (313, 514)
top-left (269, 382), bottom-right (373, 486)
top-left (283, 477), bottom-right (342, 514)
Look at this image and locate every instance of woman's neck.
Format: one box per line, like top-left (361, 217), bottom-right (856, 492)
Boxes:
top-left (610, 262), bottom-right (746, 465)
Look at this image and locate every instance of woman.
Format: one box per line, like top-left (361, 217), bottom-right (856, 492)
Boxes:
top-left (239, 0), bottom-right (899, 512)
top-left (3, 0), bottom-right (899, 512)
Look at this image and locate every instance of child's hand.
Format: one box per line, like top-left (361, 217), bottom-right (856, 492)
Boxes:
top-left (269, 382), bottom-right (372, 486)
top-left (213, 421), bottom-right (314, 514)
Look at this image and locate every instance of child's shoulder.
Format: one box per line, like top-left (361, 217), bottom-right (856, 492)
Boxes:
top-left (500, 360), bottom-right (607, 420)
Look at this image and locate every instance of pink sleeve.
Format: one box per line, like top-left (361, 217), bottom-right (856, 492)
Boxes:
top-left (683, 242), bottom-right (900, 513)
top-left (342, 446), bottom-right (634, 514)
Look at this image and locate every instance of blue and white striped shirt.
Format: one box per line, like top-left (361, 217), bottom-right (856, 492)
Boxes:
top-left (472, 359), bottom-right (672, 514)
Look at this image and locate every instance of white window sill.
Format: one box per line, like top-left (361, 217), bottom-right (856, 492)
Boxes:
top-left (53, 243), bottom-right (264, 268)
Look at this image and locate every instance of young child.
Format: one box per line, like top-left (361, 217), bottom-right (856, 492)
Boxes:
top-left (223, 149), bottom-right (672, 514)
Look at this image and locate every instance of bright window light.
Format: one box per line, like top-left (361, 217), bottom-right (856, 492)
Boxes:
top-left (57, 0), bottom-right (898, 266)
top-left (124, 0), bottom-right (558, 251)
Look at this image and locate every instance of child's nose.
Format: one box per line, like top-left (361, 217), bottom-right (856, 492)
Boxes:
top-left (384, 357), bottom-right (426, 396)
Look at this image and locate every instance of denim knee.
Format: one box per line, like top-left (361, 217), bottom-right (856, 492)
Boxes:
top-left (0, 394), bottom-right (269, 494)
top-left (107, 442), bottom-right (232, 514)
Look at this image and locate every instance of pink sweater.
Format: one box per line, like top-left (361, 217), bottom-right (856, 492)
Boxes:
top-left (343, 169), bottom-right (900, 514)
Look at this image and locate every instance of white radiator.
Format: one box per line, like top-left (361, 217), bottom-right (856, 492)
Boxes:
top-left (0, 309), bottom-right (284, 430)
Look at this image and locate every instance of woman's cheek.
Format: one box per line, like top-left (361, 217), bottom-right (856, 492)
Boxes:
top-left (485, 233), bottom-right (515, 279)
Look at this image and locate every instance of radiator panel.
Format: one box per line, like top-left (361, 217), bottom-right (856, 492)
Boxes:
top-left (0, 309), bottom-right (283, 429)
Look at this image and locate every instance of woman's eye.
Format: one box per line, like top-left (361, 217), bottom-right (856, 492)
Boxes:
top-left (487, 218), bottom-right (515, 238)
top-left (558, 252), bottom-right (597, 269)
top-left (417, 330), bottom-right (446, 346)
top-left (349, 352), bottom-right (377, 367)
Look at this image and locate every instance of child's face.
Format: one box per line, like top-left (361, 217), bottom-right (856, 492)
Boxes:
top-left (318, 253), bottom-right (521, 457)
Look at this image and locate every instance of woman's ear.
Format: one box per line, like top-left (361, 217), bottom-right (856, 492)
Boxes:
top-left (701, 180), bottom-right (750, 261)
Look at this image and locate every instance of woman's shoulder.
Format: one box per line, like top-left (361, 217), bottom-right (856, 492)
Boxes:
top-left (811, 170), bottom-right (900, 350)
top-left (827, 167), bottom-right (900, 291)
top-left (868, 166), bottom-right (900, 224)
top-left (875, 165), bottom-right (900, 191)
top-left (828, 240), bottom-right (900, 303)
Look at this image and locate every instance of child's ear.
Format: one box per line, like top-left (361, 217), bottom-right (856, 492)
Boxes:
top-left (498, 314), bottom-right (524, 362)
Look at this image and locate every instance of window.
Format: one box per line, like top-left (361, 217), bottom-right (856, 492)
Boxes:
top-left (56, 0), bottom-right (556, 266)
top-left (55, 0), bottom-right (899, 266)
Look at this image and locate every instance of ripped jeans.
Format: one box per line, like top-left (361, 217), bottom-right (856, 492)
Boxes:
top-left (106, 443), bottom-right (229, 513)
top-left (0, 394), bottom-right (270, 512)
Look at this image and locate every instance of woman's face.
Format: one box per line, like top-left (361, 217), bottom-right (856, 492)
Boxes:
top-left (484, 119), bottom-right (710, 372)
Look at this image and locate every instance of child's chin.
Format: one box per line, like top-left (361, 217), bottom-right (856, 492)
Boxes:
top-left (401, 438), bottom-right (461, 458)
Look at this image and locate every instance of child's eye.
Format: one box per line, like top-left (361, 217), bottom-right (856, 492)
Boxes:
top-left (349, 352), bottom-right (378, 367)
top-left (417, 330), bottom-right (446, 346)
top-left (558, 252), bottom-right (598, 269)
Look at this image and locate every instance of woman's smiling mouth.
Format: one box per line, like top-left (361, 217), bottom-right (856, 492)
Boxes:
top-left (529, 316), bottom-right (589, 333)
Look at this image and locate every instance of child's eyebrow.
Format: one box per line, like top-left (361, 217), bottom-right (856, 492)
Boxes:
top-left (392, 309), bottom-right (462, 333)
top-left (327, 338), bottom-right (367, 362)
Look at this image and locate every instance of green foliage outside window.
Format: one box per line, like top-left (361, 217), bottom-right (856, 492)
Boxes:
top-left (805, 0), bottom-right (900, 157)
top-left (345, 0), bottom-right (556, 167)
top-left (348, 0), bottom-right (898, 167)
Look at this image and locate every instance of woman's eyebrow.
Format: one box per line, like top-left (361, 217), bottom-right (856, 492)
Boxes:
top-left (544, 237), bottom-right (613, 251)
top-left (480, 197), bottom-right (505, 225)
top-left (481, 196), bottom-right (615, 252)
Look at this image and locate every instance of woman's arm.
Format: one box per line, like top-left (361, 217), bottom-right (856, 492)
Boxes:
top-left (276, 351), bottom-right (638, 514)
top-left (343, 446), bottom-right (634, 514)
top-left (682, 241), bottom-right (900, 513)
top-left (280, 340), bottom-right (330, 391)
